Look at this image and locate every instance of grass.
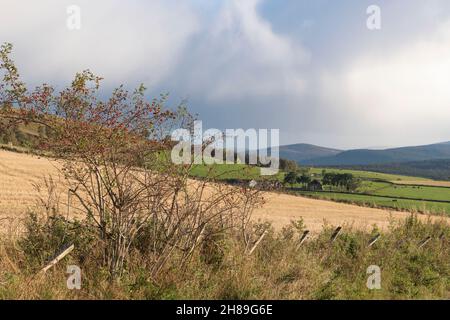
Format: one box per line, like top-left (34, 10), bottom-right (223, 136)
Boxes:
top-left (299, 191), bottom-right (450, 215)
top-left (190, 164), bottom-right (434, 185)
top-left (358, 181), bottom-right (450, 202)
top-left (309, 167), bottom-right (430, 182)
top-left (1, 214), bottom-right (449, 299)
top-left (297, 177), bottom-right (450, 216)
top-left (189, 163), bottom-right (263, 180)
top-left (188, 163), bottom-right (450, 215)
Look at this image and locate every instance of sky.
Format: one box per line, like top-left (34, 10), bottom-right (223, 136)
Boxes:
top-left (1, 0), bottom-right (450, 149)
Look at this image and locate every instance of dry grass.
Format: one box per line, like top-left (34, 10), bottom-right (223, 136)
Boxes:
top-left (1, 214), bottom-right (449, 300)
top-left (1, 149), bottom-right (449, 234)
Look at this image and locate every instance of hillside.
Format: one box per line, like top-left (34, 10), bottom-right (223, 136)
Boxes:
top-left (1, 149), bottom-right (446, 233)
top-left (273, 143), bottom-right (341, 162)
top-left (343, 159), bottom-right (450, 181)
top-left (302, 142), bottom-right (450, 166)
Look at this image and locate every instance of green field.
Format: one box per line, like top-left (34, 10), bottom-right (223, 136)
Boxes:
top-left (190, 164), bottom-right (433, 183)
top-left (357, 181), bottom-right (450, 202)
top-left (190, 163), bottom-right (263, 180)
top-left (299, 191), bottom-right (450, 215)
top-left (189, 162), bottom-right (450, 215)
top-left (297, 172), bottom-right (450, 215)
top-left (309, 167), bottom-right (429, 182)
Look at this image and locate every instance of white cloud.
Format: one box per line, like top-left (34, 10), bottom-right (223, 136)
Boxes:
top-left (0, 0), bottom-right (199, 87)
top-left (3, 0), bottom-right (450, 148)
top-left (318, 20), bottom-right (450, 146)
top-left (180, 0), bottom-right (309, 102)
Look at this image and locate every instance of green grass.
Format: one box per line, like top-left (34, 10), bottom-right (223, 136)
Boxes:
top-left (189, 164), bottom-right (432, 183)
top-left (188, 163), bottom-right (450, 215)
top-left (190, 163), bottom-right (261, 180)
top-left (299, 191), bottom-right (450, 215)
top-left (304, 179), bottom-right (450, 215)
top-left (309, 167), bottom-right (429, 182)
top-left (189, 163), bottom-right (284, 181)
top-left (358, 181), bottom-right (450, 202)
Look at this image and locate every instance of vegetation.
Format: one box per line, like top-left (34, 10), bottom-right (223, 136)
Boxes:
top-left (300, 191), bottom-right (450, 215)
top-left (1, 42), bottom-right (450, 300)
top-left (0, 214), bottom-right (448, 299)
top-left (343, 159), bottom-right (450, 181)
top-left (0, 42), bottom-right (263, 282)
top-left (322, 172), bottom-right (360, 191)
top-left (189, 162), bottom-right (450, 215)
top-left (301, 142), bottom-right (450, 166)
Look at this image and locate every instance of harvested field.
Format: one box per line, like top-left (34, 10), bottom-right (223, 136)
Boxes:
top-left (0, 149), bottom-right (448, 233)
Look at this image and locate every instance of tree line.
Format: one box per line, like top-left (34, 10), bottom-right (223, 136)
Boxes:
top-left (283, 169), bottom-right (360, 192)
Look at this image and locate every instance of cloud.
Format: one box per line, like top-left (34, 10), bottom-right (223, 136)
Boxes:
top-left (177, 0), bottom-right (310, 102)
top-left (3, 0), bottom-right (450, 148)
top-left (0, 0), bottom-right (199, 87)
top-left (317, 20), bottom-right (450, 147)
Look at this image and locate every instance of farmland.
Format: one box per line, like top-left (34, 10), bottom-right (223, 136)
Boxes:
top-left (2, 149), bottom-right (448, 233)
top-left (188, 162), bottom-right (450, 216)
top-left (6, 119), bottom-right (450, 216)
top-left (294, 169), bottom-right (450, 215)
top-left (1, 149), bottom-right (450, 300)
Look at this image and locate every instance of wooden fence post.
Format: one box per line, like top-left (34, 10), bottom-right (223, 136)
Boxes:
top-left (296, 230), bottom-right (310, 250)
top-left (368, 233), bottom-right (381, 247)
top-left (248, 230), bottom-right (268, 255)
top-left (40, 244), bottom-right (75, 274)
top-left (418, 236), bottom-right (432, 249)
top-left (330, 226), bottom-right (342, 243)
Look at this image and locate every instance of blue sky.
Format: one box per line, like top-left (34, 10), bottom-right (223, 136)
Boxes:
top-left (2, 0), bottom-right (450, 149)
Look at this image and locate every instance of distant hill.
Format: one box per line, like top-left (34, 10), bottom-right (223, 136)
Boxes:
top-left (274, 143), bottom-right (341, 162)
top-left (343, 159), bottom-right (450, 181)
top-left (302, 142), bottom-right (450, 166)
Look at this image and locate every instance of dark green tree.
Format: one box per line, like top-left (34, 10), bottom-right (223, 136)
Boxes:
top-left (283, 171), bottom-right (298, 187)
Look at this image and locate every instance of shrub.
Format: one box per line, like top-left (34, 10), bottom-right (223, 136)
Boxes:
top-left (19, 212), bottom-right (97, 270)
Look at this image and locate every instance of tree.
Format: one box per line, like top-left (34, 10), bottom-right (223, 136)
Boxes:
top-left (321, 172), bottom-right (359, 192)
top-left (0, 43), bottom-right (263, 280)
top-left (279, 158), bottom-right (299, 172)
top-left (322, 172), bottom-right (336, 188)
top-left (283, 171), bottom-right (298, 187)
top-left (346, 177), bottom-right (361, 192)
top-left (297, 174), bottom-right (311, 189)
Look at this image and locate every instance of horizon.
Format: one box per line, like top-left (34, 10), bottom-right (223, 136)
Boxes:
top-left (278, 139), bottom-right (450, 151)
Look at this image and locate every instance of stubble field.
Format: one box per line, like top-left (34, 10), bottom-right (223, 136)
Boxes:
top-left (1, 149), bottom-right (447, 233)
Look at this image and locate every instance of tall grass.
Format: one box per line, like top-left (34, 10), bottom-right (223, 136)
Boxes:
top-left (0, 214), bottom-right (448, 300)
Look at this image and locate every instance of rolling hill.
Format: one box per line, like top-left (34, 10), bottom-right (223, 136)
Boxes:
top-left (299, 142), bottom-right (450, 166)
top-left (343, 159), bottom-right (450, 181)
top-left (274, 143), bottom-right (341, 162)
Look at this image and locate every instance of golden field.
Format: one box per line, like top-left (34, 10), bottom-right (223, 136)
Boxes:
top-left (0, 149), bottom-right (448, 233)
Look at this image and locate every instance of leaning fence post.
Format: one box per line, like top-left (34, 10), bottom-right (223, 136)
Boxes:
top-left (248, 230), bottom-right (268, 255)
top-left (40, 244), bottom-right (75, 274)
top-left (368, 233), bottom-right (381, 247)
top-left (330, 226), bottom-right (342, 243)
top-left (418, 236), bottom-right (432, 249)
top-left (296, 230), bottom-right (310, 250)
